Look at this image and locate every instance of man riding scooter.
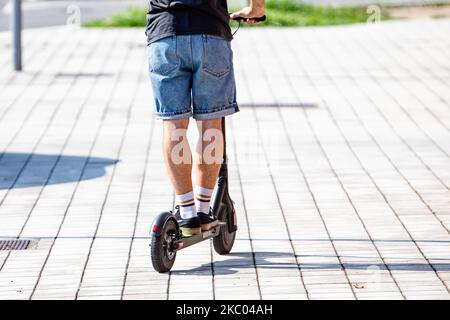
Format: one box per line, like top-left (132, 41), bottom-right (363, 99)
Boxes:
top-left (145, 0), bottom-right (265, 236)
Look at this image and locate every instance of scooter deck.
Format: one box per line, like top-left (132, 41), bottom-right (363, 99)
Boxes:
top-left (174, 222), bottom-right (225, 251)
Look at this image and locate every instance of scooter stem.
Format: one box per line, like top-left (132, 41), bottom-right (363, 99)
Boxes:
top-left (219, 117), bottom-right (228, 177)
top-left (211, 117), bottom-right (228, 218)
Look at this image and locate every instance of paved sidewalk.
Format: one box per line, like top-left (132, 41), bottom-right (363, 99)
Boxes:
top-left (0, 19), bottom-right (450, 300)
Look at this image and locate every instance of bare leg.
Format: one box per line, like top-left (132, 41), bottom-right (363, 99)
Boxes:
top-left (194, 118), bottom-right (223, 190)
top-left (163, 119), bottom-right (192, 195)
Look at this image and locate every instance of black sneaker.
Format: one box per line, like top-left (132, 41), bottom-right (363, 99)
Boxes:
top-left (198, 209), bottom-right (218, 231)
top-left (174, 206), bottom-right (201, 236)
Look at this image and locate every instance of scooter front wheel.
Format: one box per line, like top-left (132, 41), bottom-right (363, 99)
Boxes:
top-left (151, 218), bottom-right (178, 273)
top-left (213, 203), bottom-right (237, 255)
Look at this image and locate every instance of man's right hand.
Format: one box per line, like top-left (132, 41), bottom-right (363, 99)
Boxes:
top-left (229, 0), bottom-right (265, 25)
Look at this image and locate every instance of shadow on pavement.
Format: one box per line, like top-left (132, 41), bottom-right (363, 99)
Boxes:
top-left (0, 152), bottom-right (118, 190)
top-left (171, 251), bottom-right (450, 275)
top-left (239, 103), bottom-right (318, 108)
top-left (55, 72), bottom-right (113, 78)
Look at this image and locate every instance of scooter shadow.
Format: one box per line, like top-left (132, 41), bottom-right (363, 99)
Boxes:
top-left (171, 251), bottom-right (450, 276)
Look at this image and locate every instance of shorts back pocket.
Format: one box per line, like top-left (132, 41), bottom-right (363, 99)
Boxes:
top-left (201, 35), bottom-right (232, 78)
top-left (148, 36), bottom-right (178, 76)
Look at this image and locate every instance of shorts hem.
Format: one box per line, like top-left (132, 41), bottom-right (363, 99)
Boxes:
top-left (193, 103), bottom-right (240, 120)
top-left (155, 111), bottom-right (193, 120)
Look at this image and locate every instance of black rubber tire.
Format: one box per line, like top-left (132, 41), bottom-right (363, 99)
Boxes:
top-left (151, 219), bottom-right (177, 273)
top-left (213, 203), bottom-right (237, 255)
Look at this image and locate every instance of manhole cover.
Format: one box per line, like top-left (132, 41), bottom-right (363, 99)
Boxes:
top-left (0, 239), bottom-right (33, 251)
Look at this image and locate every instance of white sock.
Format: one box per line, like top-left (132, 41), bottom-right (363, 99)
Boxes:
top-left (176, 191), bottom-right (197, 219)
top-left (195, 186), bottom-right (214, 214)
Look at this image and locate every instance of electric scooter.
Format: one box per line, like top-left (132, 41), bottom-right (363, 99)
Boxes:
top-left (150, 117), bottom-right (237, 273)
top-left (149, 15), bottom-right (266, 274)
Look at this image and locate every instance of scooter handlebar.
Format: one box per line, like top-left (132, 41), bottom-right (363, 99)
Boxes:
top-left (231, 15), bottom-right (266, 22)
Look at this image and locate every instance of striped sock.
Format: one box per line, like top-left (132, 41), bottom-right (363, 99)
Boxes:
top-left (176, 191), bottom-right (197, 219)
top-left (195, 186), bottom-right (214, 214)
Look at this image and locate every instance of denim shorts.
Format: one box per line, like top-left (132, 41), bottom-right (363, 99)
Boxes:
top-left (147, 34), bottom-right (239, 120)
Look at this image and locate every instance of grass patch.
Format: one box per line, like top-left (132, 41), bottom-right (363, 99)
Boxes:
top-left (84, 7), bottom-right (147, 27)
top-left (84, 0), bottom-right (388, 28)
top-left (260, 0), bottom-right (387, 26)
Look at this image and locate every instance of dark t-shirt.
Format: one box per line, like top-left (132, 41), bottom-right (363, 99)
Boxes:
top-left (146, 0), bottom-right (233, 43)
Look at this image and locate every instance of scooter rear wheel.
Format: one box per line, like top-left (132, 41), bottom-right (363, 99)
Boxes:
top-left (213, 203), bottom-right (237, 255)
top-left (151, 219), bottom-right (177, 273)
